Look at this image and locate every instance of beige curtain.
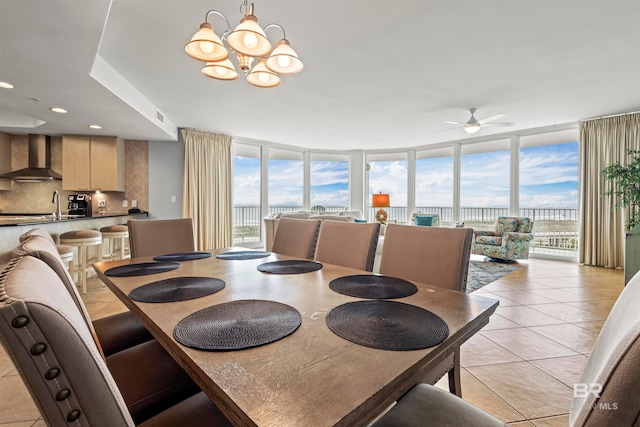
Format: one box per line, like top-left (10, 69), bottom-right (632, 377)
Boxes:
top-left (181, 128), bottom-right (233, 250)
top-left (579, 113), bottom-right (640, 267)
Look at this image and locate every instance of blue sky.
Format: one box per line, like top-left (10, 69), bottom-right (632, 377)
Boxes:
top-left (234, 142), bottom-right (578, 209)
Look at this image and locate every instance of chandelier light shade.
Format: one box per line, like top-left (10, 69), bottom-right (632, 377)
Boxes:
top-left (227, 13), bottom-right (272, 57)
top-left (184, 23), bottom-right (229, 62)
top-left (265, 39), bottom-right (303, 74)
top-left (247, 58), bottom-right (280, 88)
top-left (184, 0), bottom-right (303, 88)
top-left (202, 59), bottom-right (239, 80)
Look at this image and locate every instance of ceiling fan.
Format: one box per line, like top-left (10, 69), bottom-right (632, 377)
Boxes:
top-left (444, 108), bottom-right (514, 134)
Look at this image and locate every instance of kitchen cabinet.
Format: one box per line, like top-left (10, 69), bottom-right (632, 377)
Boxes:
top-left (0, 132), bottom-right (12, 190)
top-left (62, 136), bottom-right (125, 191)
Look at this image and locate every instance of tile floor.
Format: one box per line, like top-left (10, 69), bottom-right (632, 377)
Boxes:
top-left (0, 256), bottom-right (625, 426)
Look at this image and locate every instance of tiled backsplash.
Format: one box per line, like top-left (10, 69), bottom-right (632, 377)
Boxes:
top-left (0, 135), bottom-right (149, 215)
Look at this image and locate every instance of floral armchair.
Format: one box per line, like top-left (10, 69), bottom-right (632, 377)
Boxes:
top-left (471, 216), bottom-right (534, 262)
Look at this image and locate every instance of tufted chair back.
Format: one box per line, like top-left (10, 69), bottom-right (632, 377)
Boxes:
top-left (0, 255), bottom-right (134, 426)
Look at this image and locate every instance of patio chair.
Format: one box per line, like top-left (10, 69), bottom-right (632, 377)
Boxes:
top-left (314, 221), bottom-right (380, 271)
top-left (374, 266), bottom-right (640, 427)
top-left (471, 216), bottom-right (534, 262)
top-left (379, 224), bottom-right (473, 396)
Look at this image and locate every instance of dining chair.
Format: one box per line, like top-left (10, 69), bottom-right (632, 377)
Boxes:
top-left (314, 221), bottom-right (380, 271)
top-left (0, 255), bottom-right (231, 427)
top-left (379, 224), bottom-right (473, 397)
top-left (271, 218), bottom-right (322, 259)
top-left (127, 218), bottom-right (195, 258)
top-left (374, 268), bottom-right (640, 427)
top-left (15, 234), bottom-right (153, 357)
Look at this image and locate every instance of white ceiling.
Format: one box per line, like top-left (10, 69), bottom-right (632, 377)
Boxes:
top-left (1, 0), bottom-right (639, 151)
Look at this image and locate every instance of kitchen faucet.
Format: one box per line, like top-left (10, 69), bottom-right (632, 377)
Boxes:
top-left (52, 190), bottom-right (62, 220)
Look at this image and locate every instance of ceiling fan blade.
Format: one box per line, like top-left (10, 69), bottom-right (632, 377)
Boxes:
top-left (478, 114), bottom-right (506, 124)
top-left (434, 126), bottom-right (464, 134)
top-left (444, 120), bottom-right (464, 125)
top-left (482, 121), bottom-right (515, 127)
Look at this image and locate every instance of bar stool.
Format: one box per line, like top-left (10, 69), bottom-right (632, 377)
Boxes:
top-left (101, 224), bottom-right (130, 260)
top-left (60, 229), bottom-right (102, 294)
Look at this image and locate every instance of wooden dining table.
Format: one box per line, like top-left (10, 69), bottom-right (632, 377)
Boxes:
top-left (93, 249), bottom-right (499, 427)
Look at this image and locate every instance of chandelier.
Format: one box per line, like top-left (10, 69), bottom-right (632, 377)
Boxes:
top-left (185, 0), bottom-right (303, 88)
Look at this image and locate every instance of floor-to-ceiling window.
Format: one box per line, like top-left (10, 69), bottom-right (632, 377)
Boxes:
top-left (309, 153), bottom-right (349, 212)
top-left (366, 152), bottom-right (408, 223)
top-left (460, 139), bottom-right (511, 230)
top-left (268, 148), bottom-right (303, 214)
top-left (233, 143), bottom-right (262, 245)
top-left (519, 129), bottom-right (579, 256)
top-left (415, 147), bottom-right (454, 226)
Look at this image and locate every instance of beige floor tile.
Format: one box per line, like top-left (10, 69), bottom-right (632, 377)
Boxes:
top-left (572, 320), bottom-right (606, 334)
top-left (481, 314), bottom-right (523, 331)
top-left (530, 354), bottom-right (590, 388)
top-left (565, 299), bottom-right (619, 320)
top-left (459, 369), bottom-right (526, 423)
top-left (530, 414), bottom-right (571, 426)
top-left (527, 303), bottom-right (602, 323)
top-left (467, 361), bottom-right (573, 419)
top-left (491, 290), bottom-right (557, 305)
top-left (528, 288), bottom-right (594, 303)
top-left (495, 305), bottom-right (565, 327)
top-left (0, 345), bottom-right (16, 377)
top-left (528, 324), bottom-right (599, 354)
top-left (0, 375), bottom-right (41, 423)
top-left (460, 333), bottom-right (523, 367)
top-left (508, 422), bottom-right (535, 426)
top-left (481, 328), bottom-right (578, 360)
top-left (474, 291), bottom-right (521, 307)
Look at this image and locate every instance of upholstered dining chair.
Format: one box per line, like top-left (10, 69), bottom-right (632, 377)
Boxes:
top-left (314, 221), bottom-right (380, 271)
top-left (379, 224), bottom-right (474, 397)
top-left (15, 233), bottom-right (153, 357)
top-left (128, 218), bottom-right (195, 258)
top-left (271, 218), bottom-right (322, 259)
top-left (374, 268), bottom-right (640, 427)
top-left (0, 255), bottom-right (231, 427)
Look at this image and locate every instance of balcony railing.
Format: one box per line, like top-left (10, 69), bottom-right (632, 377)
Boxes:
top-left (233, 205), bottom-right (579, 256)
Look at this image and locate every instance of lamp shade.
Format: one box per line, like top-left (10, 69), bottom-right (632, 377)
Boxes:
top-left (227, 15), bottom-right (272, 57)
top-left (184, 22), bottom-right (229, 62)
top-left (372, 193), bottom-right (390, 208)
top-left (464, 123), bottom-right (481, 134)
top-left (265, 39), bottom-right (304, 74)
top-left (201, 59), bottom-right (239, 81)
top-left (247, 57), bottom-right (281, 88)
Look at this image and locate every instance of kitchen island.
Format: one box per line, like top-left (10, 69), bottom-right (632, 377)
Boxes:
top-left (0, 212), bottom-right (148, 267)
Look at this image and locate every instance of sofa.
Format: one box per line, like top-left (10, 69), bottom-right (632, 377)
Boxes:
top-left (263, 210), bottom-right (364, 251)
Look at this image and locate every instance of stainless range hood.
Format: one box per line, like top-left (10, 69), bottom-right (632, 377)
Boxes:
top-left (0, 134), bottom-right (62, 182)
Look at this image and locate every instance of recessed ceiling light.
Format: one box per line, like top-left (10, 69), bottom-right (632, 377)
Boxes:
top-left (50, 107), bottom-right (67, 113)
top-left (88, 124), bottom-right (102, 130)
top-left (0, 81), bottom-right (14, 89)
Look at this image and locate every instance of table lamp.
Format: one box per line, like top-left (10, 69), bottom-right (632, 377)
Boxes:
top-left (372, 193), bottom-right (390, 224)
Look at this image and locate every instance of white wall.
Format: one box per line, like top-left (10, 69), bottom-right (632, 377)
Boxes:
top-left (148, 138), bottom-right (183, 219)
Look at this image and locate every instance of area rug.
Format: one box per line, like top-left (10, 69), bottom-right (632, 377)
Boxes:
top-left (466, 260), bottom-right (521, 293)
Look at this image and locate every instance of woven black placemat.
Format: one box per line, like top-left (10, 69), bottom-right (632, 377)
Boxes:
top-left (173, 300), bottom-right (302, 351)
top-left (329, 275), bottom-right (418, 299)
top-left (128, 277), bottom-right (225, 303)
top-left (153, 252), bottom-right (212, 262)
top-left (257, 260), bottom-right (323, 274)
top-left (216, 250), bottom-right (272, 260)
top-left (105, 262), bottom-right (181, 277)
top-left (326, 300), bottom-right (449, 351)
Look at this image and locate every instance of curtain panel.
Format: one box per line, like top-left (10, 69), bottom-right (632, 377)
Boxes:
top-left (181, 128), bottom-right (233, 250)
top-left (579, 113), bottom-right (640, 268)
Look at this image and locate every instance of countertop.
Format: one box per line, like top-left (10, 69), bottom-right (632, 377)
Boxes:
top-left (0, 211), bottom-right (148, 227)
